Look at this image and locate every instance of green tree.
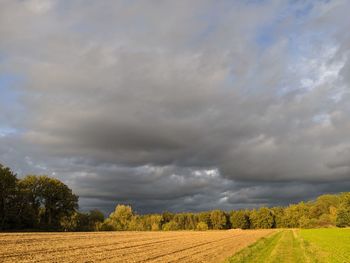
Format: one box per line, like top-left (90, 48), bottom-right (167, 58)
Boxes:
top-left (100, 218), bottom-right (117, 231)
top-left (336, 206), bottom-right (350, 227)
top-left (76, 212), bottom-right (90, 231)
top-left (250, 207), bottom-right (275, 229)
top-left (173, 214), bottom-right (184, 229)
top-left (19, 175), bottom-right (78, 229)
top-left (309, 194), bottom-right (340, 224)
top-left (230, 210), bottom-right (250, 229)
top-left (210, 210), bottom-right (227, 230)
top-left (281, 202), bottom-right (309, 228)
top-left (162, 221), bottom-right (178, 231)
top-left (88, 209), bottom-right (105, 230)
top-left (185, 213), bottom-right (197, 230)
top-left (298, 216), bottom-right (314, 228)
top-left (336, 193), bottom-right (350, 227)
top-left (0, 164), bottom-right (17, 230)
top-left (198, 212), bottom-right (212, 229)
top-left (60, 212), bottom-right (79, 231)
top-left (270, 207), bottom-right (284, 228)
top-left (161, 211), bottom-right (174, 225)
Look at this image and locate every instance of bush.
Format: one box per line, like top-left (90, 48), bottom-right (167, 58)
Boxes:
top-left (336, 206), bottom-right (350, 227)
top-left (162, 221), bottom-right (178, 231)
top-left (100, 221), bottom-right (116, 231)
top-left (196, 221), bottom-right (209, 231)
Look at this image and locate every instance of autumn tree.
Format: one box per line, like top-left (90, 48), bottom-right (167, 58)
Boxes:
top-left (336, 193), bottom-right (350, 227)
top-left (198, 212), bottom-right (212, 229)
top-left (108, 204), bottom-right (134, 230)
top-left (250, 207), bottom-right (275, 229)
top-left (210, 210), bottom-right (228, 230)
top-left (281, 202), bottom-right (309, 228)
top-left (162, 221), bottom-right (178, 231)
top-left (230, 210), bottom-right (250, 229)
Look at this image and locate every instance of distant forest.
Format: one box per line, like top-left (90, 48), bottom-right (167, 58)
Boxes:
top-left (1, 163), bottom-right (350, 231)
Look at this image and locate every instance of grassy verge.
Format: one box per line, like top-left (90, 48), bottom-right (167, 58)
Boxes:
top-left (224, 231), bottom-right (282, 263)
top-left (225, 229), bottom-right (322, 263)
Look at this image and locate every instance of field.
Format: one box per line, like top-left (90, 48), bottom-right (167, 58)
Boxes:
top-left (0, 229), bottom-right (274, 263)
top-left (227, 228), bottom-right (350, 263)
top-left (300, 228), bottom-right (350, 263)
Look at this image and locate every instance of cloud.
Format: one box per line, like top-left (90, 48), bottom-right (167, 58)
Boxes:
top-left (1, 0), bottom-right (350, 213)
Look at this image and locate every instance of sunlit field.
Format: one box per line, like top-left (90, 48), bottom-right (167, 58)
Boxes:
top-left (300, 228), bottom-right (350, 263)
top-left (0, 229), bottom-right (274, 263)
top-left (227, 228), bottom-right (350, 263)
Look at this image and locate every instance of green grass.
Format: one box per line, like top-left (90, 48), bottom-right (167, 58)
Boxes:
top-left (225, 231), bottom-right (283, 263)
top-left (300, 228), bottom-right (350, 263)
top-left (225, 229), bottom-right (321, 263)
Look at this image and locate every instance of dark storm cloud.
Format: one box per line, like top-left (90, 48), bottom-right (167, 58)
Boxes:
top-left (1, 0), bottom-right (350, 213)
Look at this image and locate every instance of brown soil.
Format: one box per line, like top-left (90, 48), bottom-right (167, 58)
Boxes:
top-left (0, 229), bottom-right (274, 263)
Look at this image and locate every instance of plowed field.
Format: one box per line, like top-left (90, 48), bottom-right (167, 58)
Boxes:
top-left (0, 229), bottom-right (274, 263)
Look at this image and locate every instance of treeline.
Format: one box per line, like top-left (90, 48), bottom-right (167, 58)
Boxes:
top-left (100, 192), bottom-right (350, 231)
top-left (0, 163), bottom-right (104, 231)
top-left (1, 163), bottom-right (350, 231)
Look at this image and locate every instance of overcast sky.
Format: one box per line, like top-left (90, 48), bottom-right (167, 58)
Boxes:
top-left (1, 0), bottom-right (350, 214)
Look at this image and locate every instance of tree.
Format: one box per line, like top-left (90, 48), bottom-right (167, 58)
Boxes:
top-left (161, 211), bottom-right (174, 225)
top-left (108, 204), bottom-right (134, 230)
top-left (336, 206), bottom-right (350, 227)
top-left (149, 215), bottom-right (162, 231)
top-left (198, 211), bottom-right (212, 229)
top-left (76, 212), bottom-right (90, 231)
top-left (336, 193), bottom-right (350, 227)
top-left (0, 164), bottom-right (17, 230)
top-left (173, 213), bottom-right (186, 230)
top-left (100, 218), bottom-right (117, 231)
top-left (19, 175), bottom-right (78, 229)
top-left (88, 209), bottom-right (105, 230)
top-left (230, 210), bottom-right (250, 229)
top-left (210, 210), bottom-right (228, 230)
top-left (250, 207), bottom-right (275, 229)
top-left (162, 221), bottom-right (178, 231)
top-left (185, 213), bottom-right (197, 230)
top-left (298, 216), bottom-right (314, 228)
top-left (270, 207), bottom-right (284, 228)
top-left (309, 194), bottom-right (340, 221)
top-left (281, 202), bottom-right (309, 228)
top-left (60, 212), bottom-right (79, 231)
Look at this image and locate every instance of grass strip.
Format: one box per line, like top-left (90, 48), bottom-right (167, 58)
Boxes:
top-left (225, 231), bottom-right (283, 263)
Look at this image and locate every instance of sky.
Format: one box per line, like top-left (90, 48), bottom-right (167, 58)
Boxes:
top-left (1, 0), bottom-right (350, 214)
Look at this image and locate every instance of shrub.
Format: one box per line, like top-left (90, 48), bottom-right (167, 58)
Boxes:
top-left (196, 221), bottom-right (209, 231)
top-left (162, 221), bottom-right (178, 231)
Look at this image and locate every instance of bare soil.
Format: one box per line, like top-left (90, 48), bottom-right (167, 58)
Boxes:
top-left (0, 229), bottom-right (274, 263)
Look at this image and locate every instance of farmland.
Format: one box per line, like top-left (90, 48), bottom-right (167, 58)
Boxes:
top-left (300, 228), bottom-right (350, 263)
top-left (227, 228), bottom-right (350, 263)
top-left (0, 229), bottom-right (273, 262)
